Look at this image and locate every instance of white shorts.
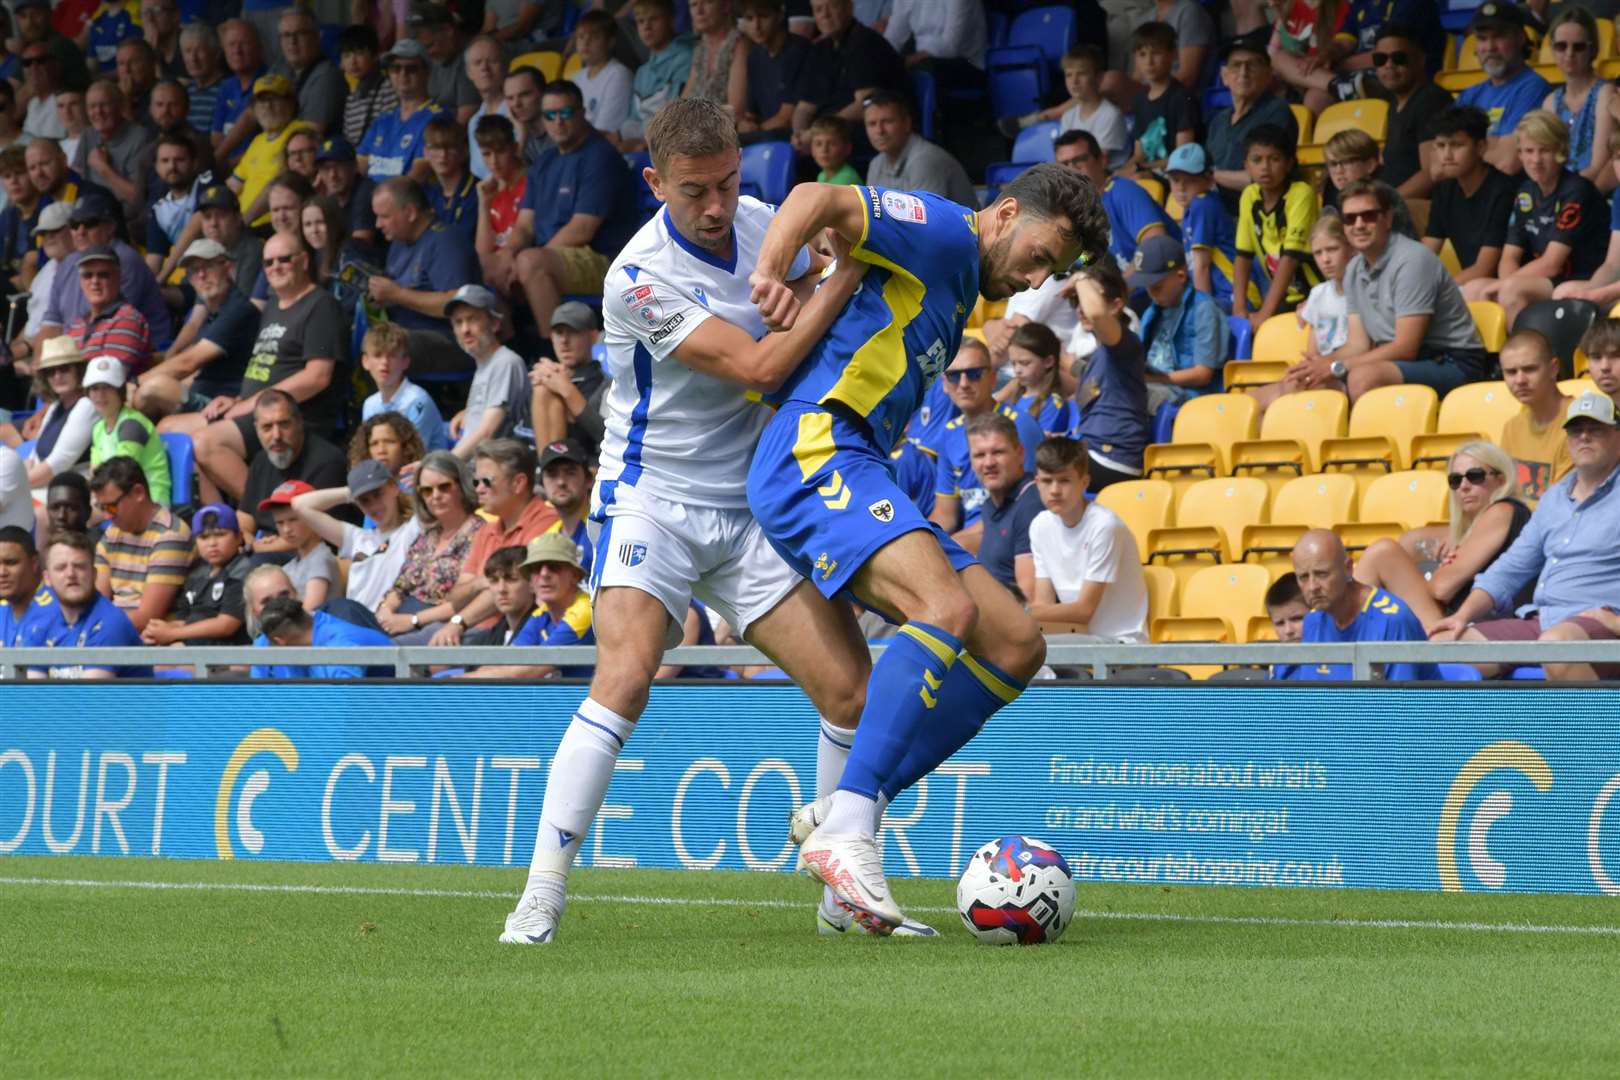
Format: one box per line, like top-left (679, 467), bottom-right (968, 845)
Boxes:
top-left (588, 483), bottom-right (801, 648)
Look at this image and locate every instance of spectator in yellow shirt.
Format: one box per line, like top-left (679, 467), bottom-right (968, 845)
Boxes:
top-left (1498, 329), bottom-right (1573, 504)
top-left (229, 73), bottom-right (314, 228)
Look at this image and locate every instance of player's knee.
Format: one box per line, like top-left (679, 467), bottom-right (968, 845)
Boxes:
top-left (1003, 607), bottom-right (1046, 672)
top-left (919, 585), bottom-right (978, 643)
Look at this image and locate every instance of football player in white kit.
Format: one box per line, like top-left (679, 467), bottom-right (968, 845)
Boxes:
top-left (500, 99), bottom-right (932, 943)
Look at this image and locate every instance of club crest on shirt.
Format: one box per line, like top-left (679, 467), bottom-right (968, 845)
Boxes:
top-left (868, 498), bottom-right (895, 522)
top-left (620, 284), bottom-right (663, 327)
top-left (882, 191), bottom-right (927, 224)
top-left (211, 581), bottom-right (225, 601)
top-left (1516, 191), bottom-right (1533, 214)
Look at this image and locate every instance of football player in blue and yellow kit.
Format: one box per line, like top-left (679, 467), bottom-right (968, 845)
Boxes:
top-left (746, 165), bottom-right (1109, 933)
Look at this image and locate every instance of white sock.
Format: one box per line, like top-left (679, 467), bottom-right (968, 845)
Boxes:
top-left (816, 718), bottom-right (854, 911)
top-left (523, 697), bottom-right (637, 910)
top-left (820, 789), bottom-right (879, 839)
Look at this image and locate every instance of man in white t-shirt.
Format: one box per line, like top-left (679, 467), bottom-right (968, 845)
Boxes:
top-left (1026, 434), bottom-right (1148, 641)
top-left (983, 270), bottom-right (1079, 369)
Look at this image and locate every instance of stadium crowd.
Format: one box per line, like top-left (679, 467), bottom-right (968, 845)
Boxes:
top-left (0, 0), bottom-right (1617, 682)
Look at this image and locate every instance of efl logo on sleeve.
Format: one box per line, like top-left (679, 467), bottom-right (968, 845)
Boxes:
top-left (882, 191), bottom-right (928, 224)
top-left (620, 285), bottom-right (663, 328)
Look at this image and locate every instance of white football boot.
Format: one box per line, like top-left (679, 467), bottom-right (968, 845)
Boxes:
top-left (499, 894), bottom-right (561, 944)
top-left (816, 895), bottom-right (939, 938)
top-left (788, 793), bottom-right (834, 848)
top-left (798, 825), bottom-right (903, 935)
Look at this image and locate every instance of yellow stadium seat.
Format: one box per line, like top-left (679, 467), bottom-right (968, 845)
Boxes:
top-left (1318, 385), bottom-right (1439, 497)
top-left (1240, 473), bottom-right (1357, 570)
top-left (1143, 563), bottom-right (1178, 621)
top-left (1178, 563), bottom-right (1273, 642)
top-left (1435, 69), bottom-right (1487, 92)
top-left (1290, 103), bottom-right (1314, 146)
top-left (1166, 192), bottom-right (1184, 222)
top-left (511, 50), bottom-right (563, 80)
top-left (1137, 175), bottom-right (1166, 206)
top-left (1230, 390), bottom-right (1350, 495)
top-left (1468, 300), bottom-right (1508, 352)
top-left (1335, 520), bottom-right (1403, 554)
top-left (1561, 378), bottom-right (1599, 398)
top-left (1096, 480), bottom-right (1174, 560)
top-left (1532, 63), bottom-right (1566, 85)
top-left (1438, 238), bottom-right (1462, 275)
top-left (1410, 380), bottom-right (1520, 468)
top-left (1223, 359), bottom-right (1290, 391)
top-left (1252, 313), bottom-right (1310, 363)
top-left (1297, 99), bottom-right (1389, 165)
top-left (563, 52), bottom-right (582, 78)
top-left (1359, 470), bottom-right (1449, 533)
top-left (1603, 57), bottom-right (1620, 79)
top-left (1146, 477), bottom-right (1270, 588)
top-left (968, 295), bottom-right (1006, 329)
top-left (1455, 34), bottom-right (1482, 72)
top-left (1541, 18), bottom-right (1615, 62)
top-left (1247, 613), bottom-right (1279, 641)
top-left (1143, 393), bottom-right (1259, 480)
top-left (1576, 349), bottom-right (1590, 377)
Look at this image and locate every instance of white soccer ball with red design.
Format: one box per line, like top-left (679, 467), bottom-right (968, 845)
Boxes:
top-left (956, 835), bottom-right (1076, 945)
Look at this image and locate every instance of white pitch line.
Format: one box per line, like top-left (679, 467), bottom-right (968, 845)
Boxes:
top-left (2, 874), bottom-right (1617, 937)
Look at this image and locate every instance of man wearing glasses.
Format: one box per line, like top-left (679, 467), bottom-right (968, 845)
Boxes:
top-left (38, 193), bottom-right (170, 351)
top-left (1203, 34), bottom-right (1297, 211)
top-left (927, 339), bottom-right (1045, 541)
top-left (357, 39), bottom-right (442, 183)
top-left (64, 245), bottom-right (152, 376)
top-left (1368, 23), bottom-right (1454, 200)
top-left (88, 455), bottom-right (191, 633)
top-left (138, 238), bottom-right (258, 417)
top-left (509, 80), bottom-right (637, 341)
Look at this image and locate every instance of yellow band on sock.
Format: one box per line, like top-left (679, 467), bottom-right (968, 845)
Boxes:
top-left (959, 651), bottom-right (1021, 705)
top-left (898, 624), bottom-right (959, 668)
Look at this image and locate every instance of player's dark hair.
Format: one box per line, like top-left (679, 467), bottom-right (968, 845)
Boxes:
top-left (965, 411), bottom-right (1021, 448)
top-left (46, 529), bottom-right (97, 560)
top-left (0, 524), bottom-right (35, 556)
top-left (90, 456), bottom-right (149, 497)
top-left (1425, 105), bottom-right (1490, 144)
top-left (541, 79), bottom-right (585, 107)
top-left (1054, 128), bottom-right (1101, 158)
top-left (1035, 435), bottom-right (1089, 475)
top-left (1265, 572), bottom-right (1304, 610)
top-left (1132, 21), bottom-right (1177, 52)
top-left (259, 595), bottom-right (313, 639)
top-left (647, 97), bottom-right (739, 172)
top-left (999, 162), bottom-right (1111, 268)
top-left (484, 544), bottom-right (528, 580)
top-left (1243, 123), bottom-right (1295, 160)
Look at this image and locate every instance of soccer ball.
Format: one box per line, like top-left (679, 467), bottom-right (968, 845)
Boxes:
top-left (956, 835), bottom-right (1076, 945)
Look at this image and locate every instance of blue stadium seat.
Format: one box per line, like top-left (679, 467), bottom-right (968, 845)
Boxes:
top-left (624, 151), bottom-right (660, 220)
top-left (988, 11), bottom-right (1010, 49)
top-left (1437, 663), bottom-right (1484, 681)
top-left (1006, 5), bottom-right (1077, 70)
top-left (988, 65), bottom-right (1044, 120)
top-left (16, 438), bottom-right (35, 461)
top-left (1012, 121), bottom-right (1058, 163)
top-left (592, 341), bottom-right (610, 379)
top-left (161, 433), bottom-right (194, 508)
top-left (740, 142), bottom-right (793, 206)
top-left (1151, 401), bottom-right (1181, 445)
top-left (911, 69), bottom-right (937, 141)
top-left (983, 161), bottom-right (1025, 202)
top-left (1509, 666), bottom-right (1547, 680)
top-left (1229, 315), bottom-right (1254, 361)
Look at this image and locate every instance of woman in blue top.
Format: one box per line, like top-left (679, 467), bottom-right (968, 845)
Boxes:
top-left (1543, 6), bottom-right (1615, 188)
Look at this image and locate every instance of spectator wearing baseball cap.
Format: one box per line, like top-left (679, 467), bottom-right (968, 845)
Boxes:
top-left (227, 72), bottom-right (316, 229)
top-left (538, 437), bottom-right (594, 575)
top-left (39, 193), bottom-right (171, 350)
top-left (290, 456), bottom-right (425, 612)
top-left (83, 354), bottom-right (171, 505)
top-left (1166, 142), bottom-right (1242, 313)
top-left (15, 201), bottom-right (74, 360)
top-left (357, 38), bottom-right (444, 182)
top-left (1203, 33), bottom-right (1297, 211)
top-left (155, 183), bottom-right (262, 298)
top-left (1136, 232), bottom-right (1227, 413)
top-left (446, 284), bottom-right (530, 456)
top-left (259, 478), bottom-right (340, 612)
top-left (1456, 2), bottom-right (1550, 175)
top-left (408, 1), bottom-right (479, 117)
top-left (456, 532), bottom-right (594, 679)
top-left (139, 239), bottom-right (259, 415)
top-left (315, 135), bottom-right (379, 247)
top-left (142, 502), bottom-right (253, 647)
top-left (62, 243), bottom-right (155, 377)
top-left (530, 300), bottom-right (606, 455)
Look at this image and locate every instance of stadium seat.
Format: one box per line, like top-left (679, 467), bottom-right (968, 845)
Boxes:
top-left (511, 50), bottom-right (562, 80)
top-left (563, 52), bottom-right (582, 78)
top-left (1230, 390), bottom-right (1349, 497)
top-left (1146, 477), bottom-right (1270, 588)
top-left (162, 433), bottom-right (195, 508)
top-left (1239, 473), bottom-right (1357, 573)
top-left (1334, 520), bottom-right (1403, 554)
top-left (1011, 121), bottom-right (1059, 163)
top-left (1410, 380), bottom-right (1519, 467)
top-left (1229, 316), bottom-right (1254, 361)
top-left (1005, 4), bottom-right (1077, 70)
top-left (1252, 313), bottom-right (1310, 363)
top-left (988, 62), bottom-right (1044, 119)
top-left (1096, 479), bottom-right (1174, 558)
top-left (1143, 563), bottom-right (1178, 621)
top-left (740, 142), bottom-right (793, 205)
top-left (1143, 392), bottom-right (1259, 482)
top-left (1437, 238), bottom-right (1462, 275)
top-left (1435, 67), bottom-right (1486, 91)
top-left (1513, 299), bottom-right (1598, 377)
top-left (1246, 614), bottom-right (1278, 642)
top-left (910, 69), bottom-right (938, 141)
top-left (1298, 100), bottom-right (1389, 165)
top-left (1290, 103), bottom-right (1314, 146)
top-left (1560, 377), bottom-right (1599, 398)
top-left (1468, 300), bottom-right (1508, 352)
top-left (1150, 400), bottom-right (1180, 445)
top-left (1181, 563), bottom-right (1273, 641)
top-left (1318, 385), bottom-right (1439, 496)
top-left (1358, 470), bottom-right (1450, 533)
top-left (624, 151), bottom-right (660, 219)
top-left (1223, 359), bottom-right (1289, 391)
top-left (1136, 175), bottom-right (1166, 206)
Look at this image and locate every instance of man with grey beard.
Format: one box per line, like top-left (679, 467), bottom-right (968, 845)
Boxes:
top-left (1455, 2), bottom-right (1549, 176)
top-left (234, 390), bottom-right (356, 553)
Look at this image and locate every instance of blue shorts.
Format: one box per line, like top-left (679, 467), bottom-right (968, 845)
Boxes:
top-left (746, 401), bottom-right (976, 608)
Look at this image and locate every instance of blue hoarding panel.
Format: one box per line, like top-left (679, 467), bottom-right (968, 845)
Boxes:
top-left (2, 684), bottom-right (1619, 896)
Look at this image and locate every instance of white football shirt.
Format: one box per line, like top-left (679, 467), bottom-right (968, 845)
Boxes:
top-left (1028, 503), bottom-right (1149, 643)
top-left (596, 196), bottom-right (811, 510)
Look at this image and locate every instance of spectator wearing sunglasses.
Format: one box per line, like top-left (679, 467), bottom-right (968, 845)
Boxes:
top-left (1540, 6), bottom-right (1614, 190)
top-left (928, 338), bottom-right (1044, 539)
top-left (1368, 24), bottom-right (1453, 201)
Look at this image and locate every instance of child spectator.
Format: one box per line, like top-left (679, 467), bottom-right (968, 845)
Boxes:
top-left (446, 284), bottom-right (529, 458)
top-left (1552, 129), bottom-right (1620, 307)
top-left (1072, 260), bottom-right (1149, 491)
top-left (259, 479), bottom-right (337, 612)
top-left (1005, 322), bottom-right (1077, 437)
top-left (1423, 106), bottom-right (1515, 288)
top-left (339, 25), bottom-right (398, 150)
top-left (1137, 233), bottom-right (1227, 412)
top-left (421, 116), bottom-right (478, 240)
top-left (1026, 435), bottom-right (1148, 641)
top-left (619, 0), bottom-right (694, 150)
top-left (1126, 22), bottom-right (1197, 174)
top-left (141, 502), bottom-right (250, 646)
top-left (473, 114), bottom-right (531, 292)
top-left (1298, 214), bottom-right (1352, 364)
top-left (1580, 317), bottom-right (1620, 400)
top-left (293, 458), bottom-right (424, 611)
top-left (1541, 6), bottom-right (1614, 191)
top-left (809, 115), bottom-right (861, 186)
top-left (1264, 572), bottom-right (1308, 643)
top-left (1497, 329), bottom-right (1573, 503)
top-left (348, 413), bottom-right (426, 486)
top-left (83, 355), bottom-right (171, 505)
top-left (1321, 129), bottom-right (1416, 237)
top-left (461, 544), bottom-right (536, 646)
top-left (1232, 123), bottom-right (1321, 330)
top-left (570, 9), bottom-right (633, 138)
top-left (360, 323), bottom-right (449, 454)
top-left (1168, 143), bottom-right (1243, 312)
top-left (1005, 46), bottom-right (1129, 171)
top-left (1469, 111), bottom-right (1608, 324)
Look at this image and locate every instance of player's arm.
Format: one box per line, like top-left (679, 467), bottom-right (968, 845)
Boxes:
top-left (672, 250), bottom-right (866, 393)
top-left (751, 183), bottom-right (868, 330)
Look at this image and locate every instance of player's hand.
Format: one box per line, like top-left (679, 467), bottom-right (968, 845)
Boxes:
top-left (750, 272), bottom-right (800, 332)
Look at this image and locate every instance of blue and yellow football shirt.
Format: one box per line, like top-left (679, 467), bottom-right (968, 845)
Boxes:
top-left (769, 187), bottom-right (981, 454)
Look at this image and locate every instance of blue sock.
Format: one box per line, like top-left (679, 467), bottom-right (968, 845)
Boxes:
top-left (834, 622), bottom-right (962, 799)
top-left (880, 652), bottom-right (1025, 800)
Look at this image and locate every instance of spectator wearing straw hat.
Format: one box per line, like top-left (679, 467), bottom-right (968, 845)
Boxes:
top-left (455, 531), bottom-right (594, 679)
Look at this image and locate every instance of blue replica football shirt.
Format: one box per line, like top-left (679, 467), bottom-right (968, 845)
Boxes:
top-left (908, 378), bottom-right (958, 455)
top-left (360, 103), bottom-right (444, 179)
top-left (251, 610), bottom-right (394, 679)
top-left (770, 187), bottom-right (981, 453)
top-left (1275, 587), bottom-right (1440, 681)
top-left (1014, 390), bottom-right (1077, 437)
top-left (384, 223), bottom-right (479, 333)
top-left (1182, 190), bottom-right (1244, 310)
top-left (889, 436), bottom-right (937, 517)
top-left (933, 404), bottom-right (1045, 525)
top-left (1103, 177), bottom-right (1180, 264)
top-left (426, 173), bottom-right (480, 240)
top-left (1458, 66), bottom-right (1552, 138)
top-left (18, 591), bottom-right (150, 678)
top-left (0, 586), bottom-right (55, 648)
top-left (511, 590), bottom-right (595, 677)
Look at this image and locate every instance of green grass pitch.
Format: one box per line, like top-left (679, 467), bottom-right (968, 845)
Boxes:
top-left (5, 856), bottom-right (1620, 1077)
